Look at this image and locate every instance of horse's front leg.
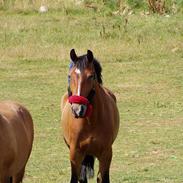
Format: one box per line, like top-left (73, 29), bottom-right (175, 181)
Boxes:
top-left (70, 146), bottom-right (84, 183)
top-left (97, 147), bottom-right (112, 183)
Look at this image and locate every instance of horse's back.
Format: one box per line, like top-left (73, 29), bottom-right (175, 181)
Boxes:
top-left (0, 101), bottom-right (34, 176)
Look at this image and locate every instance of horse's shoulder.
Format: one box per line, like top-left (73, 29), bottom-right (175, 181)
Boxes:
top-left (103, 87), bottom-right (116, 103)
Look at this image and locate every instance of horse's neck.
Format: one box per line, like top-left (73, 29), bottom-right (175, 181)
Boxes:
top-left (92, 84), bottom-right (106, 111)
top-left (92, 83), bottom-right (116, 112)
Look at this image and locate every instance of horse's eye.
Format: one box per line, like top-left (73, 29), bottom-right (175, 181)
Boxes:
top-left (87, 75), bottom-right (94, 80)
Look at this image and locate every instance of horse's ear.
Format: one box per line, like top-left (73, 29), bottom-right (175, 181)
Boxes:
top-left (87, 50), bottom-right (93, 63)
top-left (70, 49), bottom-right (77, 63)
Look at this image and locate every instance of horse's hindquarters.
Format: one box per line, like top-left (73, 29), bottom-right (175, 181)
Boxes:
top-left (12, 103), bottom-right (34, 174)
top-left (0, 101), bottom-right (34, 179)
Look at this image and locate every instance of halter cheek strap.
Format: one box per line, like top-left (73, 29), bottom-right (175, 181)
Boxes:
top-left (68, 61), bottom-right (74, 97)
top-left (68, 86), bottom-right (72, 97)
top-left (87, 89), bottom-right (95, 103)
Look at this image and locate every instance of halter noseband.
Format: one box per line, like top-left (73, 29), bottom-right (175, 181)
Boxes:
top-left (68, 86), bottom-right (95, 117)
top-left (68, 95), bottom-right (93, 117)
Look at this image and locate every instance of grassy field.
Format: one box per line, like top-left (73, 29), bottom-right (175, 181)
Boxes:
top-left (0, 1), bottom-right (183, 182)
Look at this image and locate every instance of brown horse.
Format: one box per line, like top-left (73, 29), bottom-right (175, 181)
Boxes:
top-left (61, 49), bottom-right (119, 183)
top-left (0, 101), bottom-right (34, 183)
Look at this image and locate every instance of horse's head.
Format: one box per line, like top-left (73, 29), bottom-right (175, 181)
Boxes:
top-left (68, 49), bottom-right (102, 118)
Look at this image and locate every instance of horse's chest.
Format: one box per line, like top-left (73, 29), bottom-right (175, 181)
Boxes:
top-left (79, 135), bottom-right (104, 156)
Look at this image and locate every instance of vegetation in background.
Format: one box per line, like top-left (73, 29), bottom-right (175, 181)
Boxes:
top-left (82, 0), bottom-right (183, 13)
top-left (0, 0), bottom-right (183, 13)
top-left (126, 0), bottom-right (146, 9)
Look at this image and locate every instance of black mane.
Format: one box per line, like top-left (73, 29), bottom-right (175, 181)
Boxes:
top-left (74, 55), bottom-right (103, 84)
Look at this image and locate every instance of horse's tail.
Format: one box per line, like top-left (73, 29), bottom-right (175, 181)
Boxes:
top-left (7, 176), bottom-right (13, 183)
top-left (80, 155), bottom-right (95, 181)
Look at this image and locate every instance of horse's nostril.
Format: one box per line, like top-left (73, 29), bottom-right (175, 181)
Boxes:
top-left (72, 108), bottom-right (78, 118)
top-left (71, 104), bottom-right (87, 118)
top-left (79, 105), bottom-right (87, 117)
top-left (71, 104), bottom-right (80, 118)
top-left (80, 105), bottom-right (84, 113)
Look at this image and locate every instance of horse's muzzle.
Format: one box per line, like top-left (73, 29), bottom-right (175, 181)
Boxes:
top-left (71, 104), bottom-right (87, 118)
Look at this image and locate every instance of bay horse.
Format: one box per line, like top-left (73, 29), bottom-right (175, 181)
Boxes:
top-left (0, 101), bottom-right (34, 183)
top-left (61, 49), bottom-right (119, 183)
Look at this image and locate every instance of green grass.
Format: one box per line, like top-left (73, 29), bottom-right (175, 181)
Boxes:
top-left (0, 2), bottom-right (183, 182)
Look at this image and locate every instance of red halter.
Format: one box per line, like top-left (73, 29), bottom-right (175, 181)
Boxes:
top-left (68, 95), bottom-right (93, 117)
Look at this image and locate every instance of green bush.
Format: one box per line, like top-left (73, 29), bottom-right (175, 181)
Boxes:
top-left (103, 0), bottom-right (118, 10)
top-left (84, 0), bottom-right (118, 10)
top-left (84, 0), bottom-right (147, 10)
top-left (177, 0), bottom-right (183, 11)
top-left (126, 0), bottom-right (146, 9)
top-left (177, 0), bottom-right (183, 5)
